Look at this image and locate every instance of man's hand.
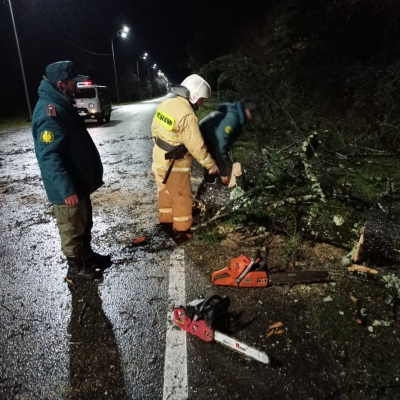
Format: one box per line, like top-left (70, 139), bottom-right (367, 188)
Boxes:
top-left (220, 176), bottom-right (230, 185)
top-left (65, 194), bottom-right (79, 205)
top-left (208, 163), bottom-right (220, 175)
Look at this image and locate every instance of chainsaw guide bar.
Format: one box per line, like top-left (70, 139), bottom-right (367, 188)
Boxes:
top-left (173, 296), bottom-right (270, 365)
top-left (268, 270), bottom-right (330, 285)
top-left (212, 249), bottom-right (331, 288)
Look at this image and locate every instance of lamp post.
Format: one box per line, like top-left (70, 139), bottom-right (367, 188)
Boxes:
top-left (111, 26), bottom-right (129, 104)
top-left (149, 64), bottom-right (157, 97)
top-left (8, 0), bottom-right (32, 120)
top-left (136, 52), bottom-right (147, 100)
top-left (152, 64), bottom-right (157, 97)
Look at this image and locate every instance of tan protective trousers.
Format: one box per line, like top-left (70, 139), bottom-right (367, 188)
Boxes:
top-left (153, 168), bottom-right (192, 232)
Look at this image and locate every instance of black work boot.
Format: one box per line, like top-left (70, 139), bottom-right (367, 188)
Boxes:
top-left (93, 252), bottom-right (112, 268)
top-left (86, 251), bottom-right (112, 270)
top-left (66, 257), bottom-right (103, 280)
top-left (172, 229), bottom-right (193, 245)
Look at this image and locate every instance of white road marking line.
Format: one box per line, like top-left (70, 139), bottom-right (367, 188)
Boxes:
top-left (163, 248), bottom-right (188, 400)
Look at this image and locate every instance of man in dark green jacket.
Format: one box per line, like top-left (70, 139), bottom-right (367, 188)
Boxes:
top-left (32, 61), bottom-right (110, 280)
top-left (199, 99), bottom-right (258, 184)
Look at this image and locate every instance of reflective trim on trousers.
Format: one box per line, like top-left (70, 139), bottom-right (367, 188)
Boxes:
top-left (159, 208), bottom-right (173, 214)
top-left (173, 215), bottom-right (192, 222)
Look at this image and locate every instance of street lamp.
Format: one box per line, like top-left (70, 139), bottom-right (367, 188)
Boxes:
top-left (136, 52), bottom-right (147, 100)
top-left (8, 0), bottom-right (32, 120)
top-left (111, 26), bottom-right (129, 104)
top-left (148, 63), bottom-right (157, 80)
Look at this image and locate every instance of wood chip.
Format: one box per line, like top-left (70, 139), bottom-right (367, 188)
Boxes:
top-left (268, 322), bottom-right (284, 330)
top-left (266, 328), bottom-right (285, 338)
top-left (349, 293), bottom-right (358, 303)
top-left (348, 264), bottom-right (378, 274)
top-left (355, 318), bottom-right (362, 324)
top-left (133, 236), bottom-right (147, 245)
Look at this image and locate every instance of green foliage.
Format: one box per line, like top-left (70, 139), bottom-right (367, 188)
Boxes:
top-left (283, 232), bottom-right (302, 264)
top-left (196, 227), bottom-right (221, 246)
top-left (382, 273), bottom-right (400, 306)
top-left (193, 0), bottom-right (400, 246)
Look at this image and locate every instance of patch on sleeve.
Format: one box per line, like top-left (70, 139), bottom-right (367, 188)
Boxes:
top-left (224, 126), bottom-right (233, 134)
top-left (40, 130), bottom-right (54, 143)
top-left (46, 104), bottom-right (57, 117)
top-left (155, 109), bottom-right (175, 130)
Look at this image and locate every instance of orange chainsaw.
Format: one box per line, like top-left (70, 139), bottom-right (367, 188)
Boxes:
top-left (212, 249), bottom-right (330, 288)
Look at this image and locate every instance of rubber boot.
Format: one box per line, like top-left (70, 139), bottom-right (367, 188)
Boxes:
top-left (67, 257), bottom-right (103, 280)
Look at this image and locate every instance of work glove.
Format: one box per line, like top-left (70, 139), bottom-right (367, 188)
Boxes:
top-left (208, 163), bottom-right (220, 175)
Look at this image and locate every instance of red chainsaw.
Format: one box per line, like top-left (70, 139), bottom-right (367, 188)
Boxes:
top-left (212, 249), bottom-right (330, 287)
top-left (173, 295), bottom-right (270, 364)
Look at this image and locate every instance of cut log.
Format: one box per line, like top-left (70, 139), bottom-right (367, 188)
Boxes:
top-left (347, 264), bottom-right (378, 274)
top-left (358, 209), bottom-right (400, 266)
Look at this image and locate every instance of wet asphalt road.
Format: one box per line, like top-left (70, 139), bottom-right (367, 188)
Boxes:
top-left (0, 98), bottom-right (173, 399)
top-left (2, 98), bottom-right (279, 400)
top-left (0, 98), bottom-right (346, 400)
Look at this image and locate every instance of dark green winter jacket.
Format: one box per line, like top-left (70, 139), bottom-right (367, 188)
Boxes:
top-left (199, 101), bottom-right (246, 176)
top-left (32, 78), bottom-right (104, 205)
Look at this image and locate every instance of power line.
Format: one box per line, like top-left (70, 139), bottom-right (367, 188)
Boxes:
top-left (62, 39), bottom-right (112, 56)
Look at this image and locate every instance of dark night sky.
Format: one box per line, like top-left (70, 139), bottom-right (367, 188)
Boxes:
top-left (0, 0), bottom-right (268, 115)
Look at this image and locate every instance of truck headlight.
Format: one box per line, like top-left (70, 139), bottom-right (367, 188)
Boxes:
top-left (89, 103), bottom-right (94, 108)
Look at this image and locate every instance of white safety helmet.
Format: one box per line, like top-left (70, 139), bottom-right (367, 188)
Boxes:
top-left (181, 74), bottom-right (211, 104)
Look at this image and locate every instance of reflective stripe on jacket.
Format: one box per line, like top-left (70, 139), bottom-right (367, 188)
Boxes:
top-left (151, 96), bottom-right (215, 173)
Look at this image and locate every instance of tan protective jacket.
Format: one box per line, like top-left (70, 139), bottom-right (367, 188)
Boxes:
top-left (151, 96), bottom-right (215, 173)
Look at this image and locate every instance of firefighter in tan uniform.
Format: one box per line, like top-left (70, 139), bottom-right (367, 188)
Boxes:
top-left (151, 74), bottom-right (219, 237)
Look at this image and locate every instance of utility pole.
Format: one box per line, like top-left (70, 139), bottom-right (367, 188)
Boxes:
top-left (8, 0), bottom-right (32, 120)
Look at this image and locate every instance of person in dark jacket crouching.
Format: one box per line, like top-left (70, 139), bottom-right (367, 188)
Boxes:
top-left (199, 98), bottom-right (258, 185)
top-left (32, 61), bottom-right (111, 279)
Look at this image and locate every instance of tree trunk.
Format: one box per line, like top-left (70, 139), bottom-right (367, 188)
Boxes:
top-left (358, 209), bottom-right (400, 266)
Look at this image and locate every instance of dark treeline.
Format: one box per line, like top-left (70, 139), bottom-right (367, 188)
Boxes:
top-left (196, 0), bottom-right (400, 152)
top-left (193, 0), bottom-right (400, 254)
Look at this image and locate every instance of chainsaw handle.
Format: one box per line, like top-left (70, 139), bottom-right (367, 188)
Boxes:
top-left (252, 249), bottom-right (261, 264)
top-left (199, 295), bottom-right (223, 314)
top-left (249, 249), bottom-right (261, 270)
top-left (235, 249), bottom-right (261, 285)
top-left (255, 248), bottom-right (269, 271)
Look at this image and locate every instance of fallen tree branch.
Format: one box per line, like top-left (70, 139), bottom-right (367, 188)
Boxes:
top-left (193, 194), bottom-right (319, 229)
